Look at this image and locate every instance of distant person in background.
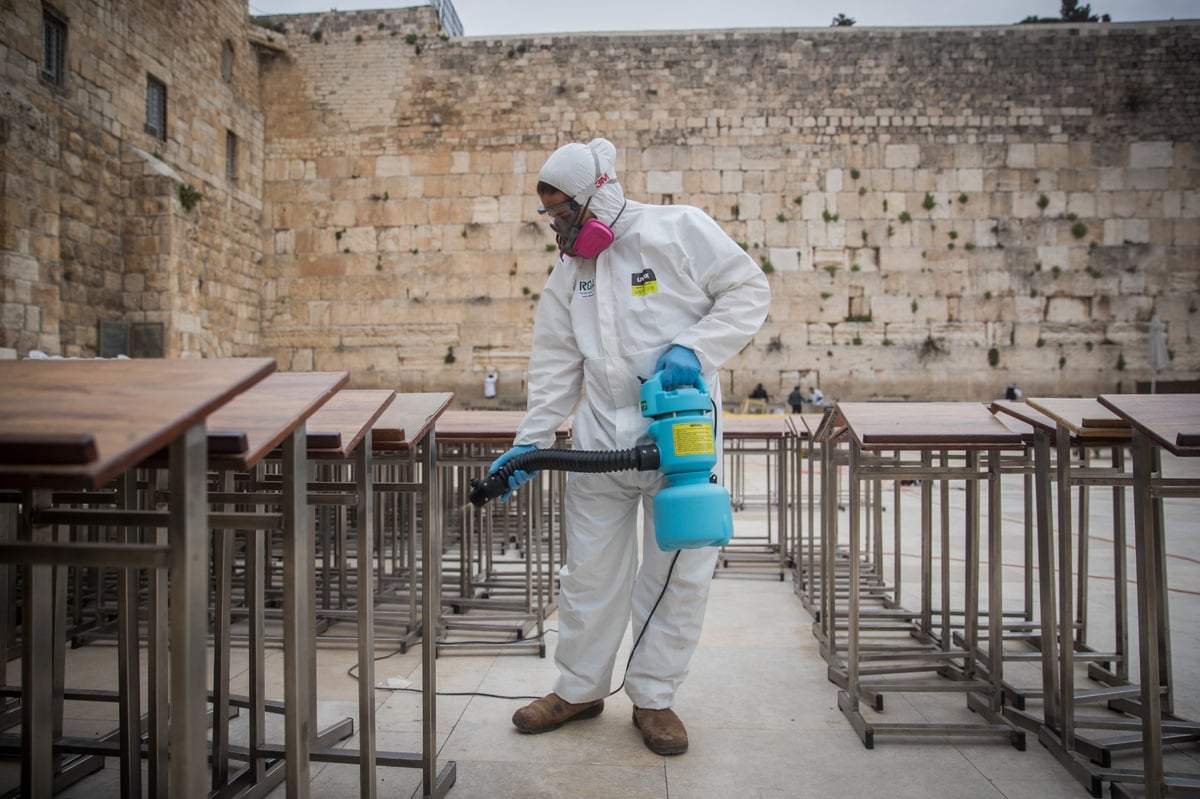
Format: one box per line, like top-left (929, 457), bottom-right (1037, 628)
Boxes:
top-left (750, 383), bottom-right (769, 402)
top-left (810, 386), bottom-right (824, 406)
top-left (1004, 383), bottom-right (1022, 401)
top-left (787, 385), bottom-right (804, 413)
top-left (484, 370), bottom-right (498, 399)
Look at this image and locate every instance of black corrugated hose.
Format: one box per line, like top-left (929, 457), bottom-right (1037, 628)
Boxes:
top-left (468, 445), bottom-right (661, 507)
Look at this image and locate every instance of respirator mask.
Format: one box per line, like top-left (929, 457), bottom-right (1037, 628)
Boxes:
top-left (542, 197), bottom-right (620, 259)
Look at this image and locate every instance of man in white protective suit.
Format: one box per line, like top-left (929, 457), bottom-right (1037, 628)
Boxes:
top-left (488, 138), bottom-right (771, 755)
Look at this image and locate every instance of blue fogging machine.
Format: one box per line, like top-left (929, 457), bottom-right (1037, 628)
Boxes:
top-left (468, 373), bottom-right (733, 551)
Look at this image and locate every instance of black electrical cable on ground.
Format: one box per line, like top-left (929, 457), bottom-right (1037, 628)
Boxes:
top-left (354, 550), bottom-right (682, 704)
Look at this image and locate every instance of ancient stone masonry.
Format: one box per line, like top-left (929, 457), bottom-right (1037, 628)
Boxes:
top-left (255, 13), bottom-right (1200, 403)
top-left (2, 0), bottom-right (268, 358)
top-left (2, 2), bottom-right (1198, 404)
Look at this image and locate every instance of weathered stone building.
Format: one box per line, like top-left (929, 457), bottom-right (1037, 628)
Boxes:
top-left (2, 1), bottom-right (1198, 405)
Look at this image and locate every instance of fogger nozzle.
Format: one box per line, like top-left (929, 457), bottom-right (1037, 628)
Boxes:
top-left (468, 444), bottom-right (661, 507)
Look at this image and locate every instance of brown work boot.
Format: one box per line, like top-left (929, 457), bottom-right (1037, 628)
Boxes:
top-left (632, 706), bottom-right (689, 755)
top-left (512, 692), bottom-right (604, 734)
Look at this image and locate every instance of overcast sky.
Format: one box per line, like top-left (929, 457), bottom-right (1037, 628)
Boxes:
top-left (246, 0), bottom-right (1198, 36)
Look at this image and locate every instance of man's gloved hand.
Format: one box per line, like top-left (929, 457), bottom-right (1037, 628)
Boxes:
top-left (655, 345), bottom-right (701, 388)
top-left (488, 444), bottom-right (538, 501)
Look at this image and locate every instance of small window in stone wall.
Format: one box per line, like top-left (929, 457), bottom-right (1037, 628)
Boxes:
top-left (220, 39), bottom-right (234, 82)
top-left (41, 8), bottom-right (68, 86)
top-left (146, 74), bottom-right (167, 141)
top-left (226, 130), bottom-right (238, 182)
top-left (99, 321), bottom-right (164, 358)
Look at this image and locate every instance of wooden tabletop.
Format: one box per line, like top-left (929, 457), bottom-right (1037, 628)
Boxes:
top-left (1098, 394), bottom-right (1200, 455)
top-left (720, 414), bottom-right (794, 439)
top-left (305, 389), bottom-right (396, 459)
top-left (1025, 397), bottom-right (1131, 440)
top-left (372, 392), bottom-right (455, 452)
top-left (0, 358), bottom-right (276, 489)
top-left (204, 371), bottom-right (349, 471)
top-left (989, 399), bottom-right (1057, 442)
top-left (435, 410), bottom-right (571, 443)
top-left (836, 402), bottom-right (1024, 450)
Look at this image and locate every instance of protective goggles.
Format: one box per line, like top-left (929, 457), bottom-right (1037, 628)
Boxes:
top-left (537, 198), bottom-right (580, 218)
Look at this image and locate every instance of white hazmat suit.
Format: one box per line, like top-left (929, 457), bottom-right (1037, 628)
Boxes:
top-left (514, 138), bottom-right (770, 709)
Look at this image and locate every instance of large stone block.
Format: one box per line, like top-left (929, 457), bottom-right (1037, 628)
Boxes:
top-left (885, 144), bottom-right (920, 169)
top-left (1130, 141), bottom-right (1173, 169)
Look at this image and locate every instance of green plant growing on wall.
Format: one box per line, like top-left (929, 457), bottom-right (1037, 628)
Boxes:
top-left (824, 265), bottom-right (838, 277)
top-left (850, 168), bottom-right (861, 180)
top-left (1036, 337), bottom-right (1046, 347)
top-left (178, 183), bottom-right (202, 211)
top-left (988, 347), bottom-right (1000, 367)
top-left (882, 198), bottom-right (889, 212)
top-left (958, 193), bottom-right (968, 204)
top-left (899, 211), bottom-right (912, 223)
top-left (1086, 265), bottom-right (1101, 278)
top-left (883, 338), bottom-right (893, 346)
top-left (1037, 194), bottom-right (1050, 210)
top-left (776, 212), bottom-right (787, 223)
top-left (760, 257), bottom-right (775, 273)
top-left (1059, 356), bottom-right (1067, 369)
top-left (355, 34), bottom-right (363, 43)
top-left (845, 313), bottom-right (872, 322)
top-left (851, 263), bottom-right (861, 272)
top-left (964, 242), bottom-right (976, 251)
top-left (545, 244), bottom-right (556, 252)
top-left (1051, 265), bottom-right (1062, 278)
top-left (822, 209), bottom-right (839, 222)
top-left (852, 335), bottom-right (863, 345)
top-left (861, 230), bottom-right (868, 244)
top-left (859, 186), bottom-right (866, 196)
top-left (793, 196), bottom-right (803, 206)
top-left (1116, 353), bottom-right (1126, 371)
top-left (521, 286), bottom-right (531, 296)
top-left (922, 193), bottom-right (936, 211)
top-left (311, 30), bottom-right (322, 42)
top-left (887, 225), bottom-right (895, 237)
top-left (444, 346), bottom-right (456, 364)
top-left (984, 290), bottom-right (993, 300)
top-left (1071, 221), bottom-right (1089, 239)
top-left (820, 291), bottom-right (833, 300)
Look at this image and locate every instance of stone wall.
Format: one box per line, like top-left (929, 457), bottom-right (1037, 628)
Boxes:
top-left (257, 14), bottom-right (1200, 404)
top-left (1, 0), bottom-right (268, 358)
top-left (2, 3), bottom-right (1197, 406)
